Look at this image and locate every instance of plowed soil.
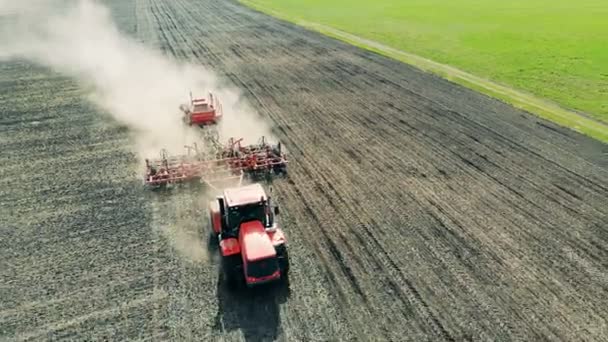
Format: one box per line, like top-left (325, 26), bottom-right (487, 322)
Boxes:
top-left (1, 0), bottom-right (607, 341)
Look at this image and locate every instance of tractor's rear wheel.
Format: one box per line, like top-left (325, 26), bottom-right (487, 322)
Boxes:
top-left (278, 253), bottom-right (290, 291)
top-left (208, 216), bottom-right (218, 241)
top-left (278, 247), bottom-right (289, 280)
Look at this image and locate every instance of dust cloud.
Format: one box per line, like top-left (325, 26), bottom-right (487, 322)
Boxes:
top-left (0, 0), bottom-right (275, 263)
top-left (0, 0), bottom-right (274, 161)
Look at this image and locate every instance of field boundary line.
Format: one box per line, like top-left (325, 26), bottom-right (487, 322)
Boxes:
top-left (240, 0), bottom-right (608, 144)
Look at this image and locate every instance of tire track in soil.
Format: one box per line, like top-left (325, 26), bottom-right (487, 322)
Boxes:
top-left (3, 0), bottom-right (608, 340)
top-left (0, 12), bottom-right (173, 340)
top-left (222, 44), bottom-right (528, 340)
top-left (138, 0), bottom-right (608, 340)
top-left (153, 0), bottom-right (602, 340)
top-left (163, 0), bottom-right (360, 335)
top-left (235, 74), bottom-right (468, 340)
top-left (147, 0), bottom-right (394, 340)
top-left (133, 2), bottom-right (227, 340)
top-left (324, 76), bottom-right (608, 338)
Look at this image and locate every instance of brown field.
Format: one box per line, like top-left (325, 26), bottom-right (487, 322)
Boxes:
top-left (1, 0), bottom-right (607, 341)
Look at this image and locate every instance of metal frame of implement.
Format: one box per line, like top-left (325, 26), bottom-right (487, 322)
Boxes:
top-left (144, 137), bottom-right (287, 190)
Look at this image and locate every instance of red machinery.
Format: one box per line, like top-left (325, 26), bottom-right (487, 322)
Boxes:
top-left (179, 92), bottom-right (223, 126)
top-left (143, 137), bottom-right (288, 189)
top-left (219, 137), bottom-right (288, 177)
top-left (209, 183), bottom-right (289, 288)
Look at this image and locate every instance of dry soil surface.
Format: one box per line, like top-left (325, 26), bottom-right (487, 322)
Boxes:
top-left (1, 0), bottom-right (607, 341)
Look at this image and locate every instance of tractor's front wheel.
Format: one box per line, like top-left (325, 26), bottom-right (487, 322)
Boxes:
top-left (221, 254), bottom-right (242, 291)
top-left (222, 267), bottom-right (237, 290)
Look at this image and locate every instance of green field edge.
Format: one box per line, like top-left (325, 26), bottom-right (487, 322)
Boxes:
top-left (240, 0), bottom-right (608, 144)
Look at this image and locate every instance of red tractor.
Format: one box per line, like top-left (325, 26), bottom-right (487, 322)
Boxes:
top-left (179, 92), bottom-right (223, 126)
top-left (209, 183), bottom-right (289, 288)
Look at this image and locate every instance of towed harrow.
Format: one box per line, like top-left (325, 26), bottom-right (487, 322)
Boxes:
top-left (144, 136), bottom-right (288, 190)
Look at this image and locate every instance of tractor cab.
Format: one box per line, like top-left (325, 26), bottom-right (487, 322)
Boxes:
top-left (209, 183), bottom-right (288, 288)
top-left (223, 188), bottom-right (277, 235)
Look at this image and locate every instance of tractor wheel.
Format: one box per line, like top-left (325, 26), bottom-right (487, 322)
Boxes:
top-left (273, 164), bottom-right (287, 177)
top-left (222, 268), bottom-right (237, 290)
top-left (208, 216), bottom-right (218, 240)
top-left (207, 231), bottom-right (218, 253)
top-left (278, 248), bottom-right (289, 278)
top-left (221, 263), bottom-right (236, 290)
top-left (279, 256), bottom-right (290, 289)
top-left (221, 255), bottom-right (241, 291)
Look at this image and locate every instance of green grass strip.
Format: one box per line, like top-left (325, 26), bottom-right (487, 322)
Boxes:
top-left (240, 0), bottom-right (608, 144)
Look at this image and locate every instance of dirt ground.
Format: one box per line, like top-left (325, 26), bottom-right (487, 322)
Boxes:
top-left (1, 0), bottom-right (607, 341)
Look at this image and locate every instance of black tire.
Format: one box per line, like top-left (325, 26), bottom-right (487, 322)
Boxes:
top-left (208, 216), bottom-right (218, 240)
top-left (278, 250), bottom-right (290, 293)
top-left (207, 231), bottom-right (218, 253)
top-left (223, 268), bottom-right (238, 290)
top-left (273, 165), bottom-right (284, 176)
top-left (278, 247), bottom-right (289, 279)
top-left (221, 254), bottom-right (242, 291)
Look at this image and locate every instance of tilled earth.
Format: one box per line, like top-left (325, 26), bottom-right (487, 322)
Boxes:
top-left (1, 0), bottom-right (608, 341)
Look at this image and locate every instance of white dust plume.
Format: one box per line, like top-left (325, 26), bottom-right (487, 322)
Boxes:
top-left (0, 0), bottom-right (274, 160)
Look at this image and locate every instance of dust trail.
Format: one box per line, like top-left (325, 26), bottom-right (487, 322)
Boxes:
top-left (0, 0), bottom-right (275, 263)
top-left (0, 0), bottom-right (274, 161)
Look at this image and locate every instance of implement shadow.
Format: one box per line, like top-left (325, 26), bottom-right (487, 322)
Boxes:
top-left (213, 275), bottom-right (290, 341)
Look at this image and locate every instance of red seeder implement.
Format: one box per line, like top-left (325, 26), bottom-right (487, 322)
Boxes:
top-left (144, 137), bottom-right (288, 190)
top-left (179, 92), bottom-right (223, 126)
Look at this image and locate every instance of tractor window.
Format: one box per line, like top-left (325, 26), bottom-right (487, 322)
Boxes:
top-left (227, 202), bottom-right (267, 231)
top-left (193, 103), bottom-right (209, 112)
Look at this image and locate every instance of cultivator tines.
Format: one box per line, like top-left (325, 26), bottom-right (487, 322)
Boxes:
top-left (200, 164), bottom-right (244, 191)
top-left (144, 154), bottom-right (242, 189)
top-left (220, 136), bottom-right (288, 177)
top-left (144, 147), bottom-right (204, 187)
top-left (143, 136), bottom-right (287, 189)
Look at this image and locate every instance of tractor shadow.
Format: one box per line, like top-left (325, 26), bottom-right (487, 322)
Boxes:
top-left (213, 271), bottom-right (291, 341)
